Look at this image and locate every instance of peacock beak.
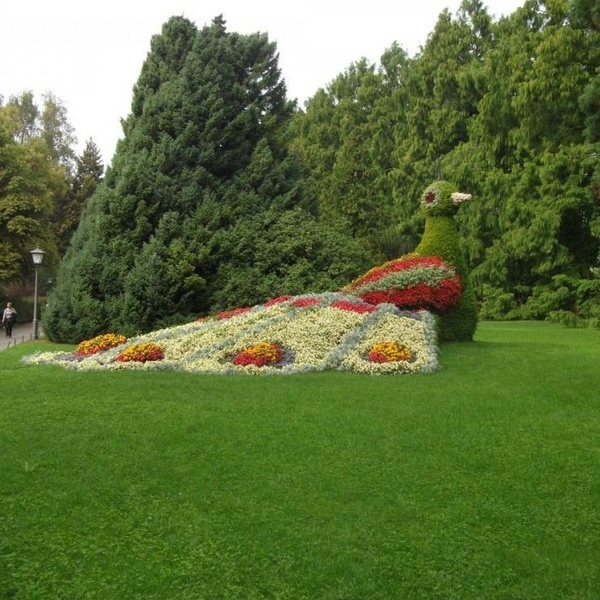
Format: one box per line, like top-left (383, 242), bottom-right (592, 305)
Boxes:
top-left (451, 192), bottom-right (472, 205)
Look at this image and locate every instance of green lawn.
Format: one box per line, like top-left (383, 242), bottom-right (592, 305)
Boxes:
top-left (1, 321), bottom-right (599, 599)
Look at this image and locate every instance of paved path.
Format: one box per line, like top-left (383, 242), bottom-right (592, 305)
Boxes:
top-left (0, 322), bottom-right (44, 351)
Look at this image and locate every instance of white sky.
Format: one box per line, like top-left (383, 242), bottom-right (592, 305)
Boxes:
top-left (1, 0), bottom-right (524, 166)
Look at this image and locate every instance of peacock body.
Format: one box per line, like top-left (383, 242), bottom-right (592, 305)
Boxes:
top-left (343, 180), bottom-right (478, 341)
top-left (25, 181), bottom-right (477, 375)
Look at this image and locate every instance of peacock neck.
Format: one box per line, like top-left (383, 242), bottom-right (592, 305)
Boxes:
top-left (414, 215), bottom-right (465, 275)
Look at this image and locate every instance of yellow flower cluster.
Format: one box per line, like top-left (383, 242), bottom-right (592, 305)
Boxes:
top-left (233, 342), bottom-right (282, 367)
top-left (117, 342), bottom-right (164, 363)
top-left (368, 341), bottom-right (413, 363)
top-left (75, 333), bottom-right (127, 356)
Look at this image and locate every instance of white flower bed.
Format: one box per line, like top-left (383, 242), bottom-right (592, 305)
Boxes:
top-left (23, 293), bottom-right (439, 375)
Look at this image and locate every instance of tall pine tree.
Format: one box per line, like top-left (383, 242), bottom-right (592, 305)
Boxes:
top-left (54, 139), bottom-right (104, 254)
top-left (44, 15), bottom-right (368, 342)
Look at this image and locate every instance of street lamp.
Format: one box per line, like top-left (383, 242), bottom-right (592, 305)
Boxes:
top-left (30, 247), bottom-right (44, 339)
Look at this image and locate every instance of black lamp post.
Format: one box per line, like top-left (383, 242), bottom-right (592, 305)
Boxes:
top-left (30, 247), bottom-right (44, 339)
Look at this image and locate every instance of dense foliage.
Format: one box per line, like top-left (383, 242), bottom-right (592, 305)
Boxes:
top-left (42, 16), bottom-right (371, 342)
top-left (4, 0), bottom-right (600, 339)
top-left (291, 0), bottom-right (600, 322)
top-left (0, 93), bottom-right (102, 295)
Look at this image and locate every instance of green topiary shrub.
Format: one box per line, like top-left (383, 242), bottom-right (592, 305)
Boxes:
top-left (412, 181), bottom-right (478, 341)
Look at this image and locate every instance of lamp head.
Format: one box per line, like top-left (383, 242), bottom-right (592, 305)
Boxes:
top-left (31, 247), bottom-right (45, 266)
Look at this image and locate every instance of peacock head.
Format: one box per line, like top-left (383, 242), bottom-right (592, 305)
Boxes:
top-left (420, 180), bottom-right (471, 218)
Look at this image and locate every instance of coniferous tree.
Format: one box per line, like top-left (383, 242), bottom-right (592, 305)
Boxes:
top-left (391, 1), bottom-right (493, 227)
top-left (291, 53), bottom-right (407, 252)
top-left (573, 0), bottom-right (600, 202)
top-left (54, 139), bottom-right (104, 253)
top-left (291, 0), bottom-right (600, 321)
top-left (44, 15), bottom-right (368, 342)
top-left (457, 0), bottom-right (600, 318)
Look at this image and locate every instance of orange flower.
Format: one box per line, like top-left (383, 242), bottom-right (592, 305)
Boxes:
top-left (232, 342), bottom-right (283, 367)
top-left (75, 333), bottom-right (127, 356)
top-left (117, 342), bottom-right (164, 363)
top-left (368, 341), bottom-right (413, 363)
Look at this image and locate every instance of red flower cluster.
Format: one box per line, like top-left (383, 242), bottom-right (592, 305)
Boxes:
top-left (343, 255), bottom-right (461, 313)
top-left (264, 295), bottom-right (292, 307)
top-left (330, 300), bottom-right (376, 313)
top-left (360, 278), bottom-right (461, 313)
top-left (291, 297), bottom-right (320, 308)
top-left (217, 307), bottom-right (252, 320)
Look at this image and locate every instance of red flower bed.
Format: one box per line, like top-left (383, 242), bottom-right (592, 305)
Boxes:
top-left (291, 297), bottom-right (320, 308)
top-left (330, 300), bottom-right (377, 313)
top-left (264, 295), bottom-right (292, 307)
top-left (217, 307), bottom-right (252, 320)
top-left (342, 254), bottom-right (462, 313)
top-left (360, 278), bottom-right (461, 313)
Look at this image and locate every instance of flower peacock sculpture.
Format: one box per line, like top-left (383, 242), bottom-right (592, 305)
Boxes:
top-left (25, 181), bottom-right (477, 375)
top-left (342, 180), bottom-right (478, 342)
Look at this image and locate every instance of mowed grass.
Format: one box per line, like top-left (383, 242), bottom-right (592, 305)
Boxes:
top-left (1, 321), bottom-right (599, 600)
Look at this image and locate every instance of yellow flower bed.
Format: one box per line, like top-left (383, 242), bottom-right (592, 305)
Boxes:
top-left (75, 333), bottom-right (127, 356)
top-left (116, 342), bottom-right (164, 363)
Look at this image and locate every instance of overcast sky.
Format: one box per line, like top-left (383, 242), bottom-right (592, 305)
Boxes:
top-left (1, 0), bottom-right (524, 165)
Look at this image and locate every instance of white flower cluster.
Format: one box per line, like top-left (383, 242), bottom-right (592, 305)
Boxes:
top-left (22, 293), bottom-right (439, 376)
top-left (339, 312), bottom-right (438, 374)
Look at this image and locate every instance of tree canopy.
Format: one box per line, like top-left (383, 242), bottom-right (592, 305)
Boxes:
top-left (0, 93), bottom-right (102, 293)
top-left (4, 1), bottom-right (600, 338)
top-left (43, 16), bottom-right (370, 342)
top-left (291, 0), bottom-right (600, 322)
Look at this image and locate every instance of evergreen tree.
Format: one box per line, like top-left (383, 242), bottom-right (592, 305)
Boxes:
top-left (573, 0), bottom-right (600, 206)
top-left (290, 51), bottom-right (407, 251)
top-left (460, 0), bottom-right (600, 318)
top-left (54, 139), bottom-right (104, 253)
top-left (45, 15), bottom-right (361, 342)
top-left (391, 1), bottom-right (493, 222)
top-left (210, 207), bottom-right (372, 310)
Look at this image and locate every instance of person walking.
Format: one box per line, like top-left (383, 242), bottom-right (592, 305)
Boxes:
top-left (2, 302), bottom-right (17, 338)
